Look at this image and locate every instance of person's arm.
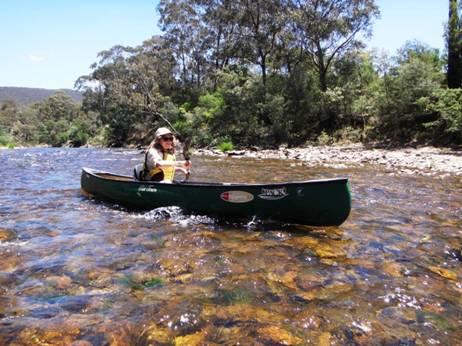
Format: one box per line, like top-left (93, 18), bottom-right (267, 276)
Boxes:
top-left (146, 148), bottom-right (163, 169)
top-left (147, 148), bottom-right (191, 170)
top-left (156, 159), bottom-right (188, 167)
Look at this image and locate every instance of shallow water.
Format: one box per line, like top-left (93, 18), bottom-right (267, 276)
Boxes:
top-left (0, 148), bottom-right (461, 345)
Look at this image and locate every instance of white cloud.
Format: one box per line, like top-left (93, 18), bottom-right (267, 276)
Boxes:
top-left (27, 54), bottom-right (45, 62)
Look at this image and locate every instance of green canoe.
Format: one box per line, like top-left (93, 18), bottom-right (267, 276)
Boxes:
top-left (81, 167), bottom-right (351, 226)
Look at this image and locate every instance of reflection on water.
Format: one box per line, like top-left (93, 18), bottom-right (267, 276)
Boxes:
top-left (0, 148), bottom-right (461, 345)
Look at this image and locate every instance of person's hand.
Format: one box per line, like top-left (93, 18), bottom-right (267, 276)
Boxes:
top-left (184, 160), bottom-right (192, 169)
top-left (177, 167), bottom-right (189, 175)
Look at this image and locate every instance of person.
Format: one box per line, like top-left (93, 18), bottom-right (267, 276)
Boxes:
top-left (139, 127), bottom-right (191, 182)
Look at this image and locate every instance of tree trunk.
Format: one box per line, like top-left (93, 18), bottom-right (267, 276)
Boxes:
top-left (260, 49), bottom-right (267, 86)
top-left (318, 65), bottom-right (327, 92)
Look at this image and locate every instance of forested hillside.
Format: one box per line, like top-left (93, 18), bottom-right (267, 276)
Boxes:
top-left (0, 87), bottom-right (82, 106)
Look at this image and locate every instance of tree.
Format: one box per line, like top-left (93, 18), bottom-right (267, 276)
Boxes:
top-left (374, 42), bottom-right (445, 142)
top-left (239, 0), bottom-right (284, 86)
top-left (158, 0), bottom-right (205, 86)
top-left (76, 37), bottom-right (176, 146)
top-left (290, 0), bottom-right (380, 91)
top-left (447, 0), bottom-right (462, 88)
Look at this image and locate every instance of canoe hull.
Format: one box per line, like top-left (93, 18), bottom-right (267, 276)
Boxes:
top-left (81, 168), bottom-right (351, 226)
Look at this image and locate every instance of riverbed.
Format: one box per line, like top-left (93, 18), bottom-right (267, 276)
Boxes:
top-left (0, 148), bottom-right (461, 345)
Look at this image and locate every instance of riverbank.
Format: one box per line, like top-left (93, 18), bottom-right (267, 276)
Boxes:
top-left (3, 143), bottom-right (462, 176)
top-left (195, 144), bottom-right (462, 176)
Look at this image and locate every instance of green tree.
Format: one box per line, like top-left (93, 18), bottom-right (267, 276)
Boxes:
top-left (375, 41), bottom-right (445, 142)
top-left (239, 0), bottom-right (284, 86)
top-left (447, 0), bottom-right (462, 88)
top-left (290, 0), bottom-right (380, 91)
top-left (76, 37), bottom-right (176, 146)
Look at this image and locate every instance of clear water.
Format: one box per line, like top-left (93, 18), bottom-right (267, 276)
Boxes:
top-left (0, 148), bottom-right (461, 345)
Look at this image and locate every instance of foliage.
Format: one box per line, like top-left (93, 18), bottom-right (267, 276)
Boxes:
top-left (289, 0), bottom-right (380, 91)
top-left (6, 1), bottom-right (462, 148)
top-left (373, 41), bottom-right (446, 142)
top-left (0, 127), bottom-right (14, 146)
top-left (76, 36), bottom-right (175, 146)
top-left (419, 88), bottom-right (462, 143)
top-left (217, 140), bottom-right (234, 152)
top-left (0, 92), bottom-right (97, 147)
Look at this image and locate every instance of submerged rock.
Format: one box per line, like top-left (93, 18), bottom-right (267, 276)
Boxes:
top-left (382, 262), bottom-right (404, 278)
top-left (0, 228), bottom-right (16, 242)
top-left (145, 325), bottom-right (171, 344)
top-left (428, 266), bottom-right (458, 281)
top-left (174, 330), bottom-right (205, 346)
top-left (257, 326), bottom-right (302, 345)
top-left (202, 304), bottom-right (284, 324)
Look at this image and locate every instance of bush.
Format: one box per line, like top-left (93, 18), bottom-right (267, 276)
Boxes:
top-left (217, 140), bottom-right (234, 152)
top-left (0, 128), bottom-right (14, 146)
top-left (373, 41), bottom-right (445, 142)
top-left (67, 123), bottom-right (89, 147)
top-left (316, 131), bottom-right (331, 145)
top-left (419, 88), bottom-right (462, 144)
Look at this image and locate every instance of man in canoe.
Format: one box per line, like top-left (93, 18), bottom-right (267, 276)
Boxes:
top-left (135, 127), bottom-right (191, 182)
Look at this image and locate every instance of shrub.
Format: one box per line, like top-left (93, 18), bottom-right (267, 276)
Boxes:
top-left (0, 128), bottom-right (14, 146)
top-left (317, 131), bottom-right (331, 145)
top-left (419, 88), bottom-right (462, 144)
top-left (67, 123), bottom-right (89, 147)
top-left (217, 140), bottom-right (234, 152)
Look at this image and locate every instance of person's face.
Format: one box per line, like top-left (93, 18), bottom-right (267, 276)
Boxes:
top-left (159, 135), bottom-right (174, 150)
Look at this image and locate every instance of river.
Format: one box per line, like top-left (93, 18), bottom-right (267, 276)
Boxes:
top-left (0, 148), bottom-right (461, 345)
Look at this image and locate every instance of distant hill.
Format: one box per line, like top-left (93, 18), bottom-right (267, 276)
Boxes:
top-left (0, 86), bottom-right (83, 106)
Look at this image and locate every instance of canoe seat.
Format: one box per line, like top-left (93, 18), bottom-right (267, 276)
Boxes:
top-left (133, 164), bottom-right (146, 181)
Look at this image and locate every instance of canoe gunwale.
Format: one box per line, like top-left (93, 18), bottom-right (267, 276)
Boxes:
top-left (81, 167), bottom-right (349, 188)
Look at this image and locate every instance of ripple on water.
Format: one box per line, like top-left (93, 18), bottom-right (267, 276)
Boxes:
top-left (0, 148), bottom-right (461, 344)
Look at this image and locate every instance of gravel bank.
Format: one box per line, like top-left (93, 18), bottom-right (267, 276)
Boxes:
top-left (196, 144), bottom-right (462, 176)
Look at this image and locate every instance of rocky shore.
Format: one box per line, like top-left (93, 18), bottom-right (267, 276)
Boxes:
top-left (195, 144), bottom-right (462, 176)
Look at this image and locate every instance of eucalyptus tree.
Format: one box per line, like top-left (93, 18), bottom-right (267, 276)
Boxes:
top-left (447, 0), bottom-right (462, 88)
top-left (76, 37), bottom-right (177, 145)
top-left (198, 0), bottom-right (244, 73)
top-left (289, 0), bottom-right (380, 91)
top-left (239, 0), bottom-right (285, 86)
top-left (158, 0), bottom-right (207, 87)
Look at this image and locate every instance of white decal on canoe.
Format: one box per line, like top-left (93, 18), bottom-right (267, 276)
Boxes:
top-left (220, 191), bottom-right (254, 203)
top-left (258, 187), bottom-right (288, 200)
top-left (138, 186), bottom-right (158, 193)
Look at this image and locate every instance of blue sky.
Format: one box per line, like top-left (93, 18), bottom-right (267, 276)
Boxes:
top-left (0, 0), bottom-right (448, 89)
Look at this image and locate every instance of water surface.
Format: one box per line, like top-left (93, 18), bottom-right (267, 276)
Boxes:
top-left (0, 148), bottom-right (461, 345)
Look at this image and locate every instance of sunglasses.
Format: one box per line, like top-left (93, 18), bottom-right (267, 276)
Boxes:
top-left (161, 136), bottom-right (174, 142)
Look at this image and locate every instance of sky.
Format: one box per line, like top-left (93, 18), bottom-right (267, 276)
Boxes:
top-left (0, 0), bottom-right (449, 90)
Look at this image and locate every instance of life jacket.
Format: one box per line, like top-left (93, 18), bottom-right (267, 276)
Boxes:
top-left (147, 151), bottom-right (176, 181)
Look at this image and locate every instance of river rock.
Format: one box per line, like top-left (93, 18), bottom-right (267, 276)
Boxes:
top-left (0, 228), bottom-right (16, 242)
top-left (227, 150), bottom-right (246, 156)
top-left (202, 304), bottom-right (284, 324)
top-left (257, 326), bottom-right (302, 345)
top-left (382, 262), bottom-right (404, 277)
top-left (46, 275), bottom-right (73, 289)
top-left (145, 325), bottom-right (171, 344)
top-left (428, 266), bottom-right (457, 281)
top-left (174, 330), bottom-right (205, 346)
top-left (194, 144), bottom-right (462, 175)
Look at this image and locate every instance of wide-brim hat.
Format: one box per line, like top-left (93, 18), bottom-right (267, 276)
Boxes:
top-left (155, 127), bottom-right (173, 139)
